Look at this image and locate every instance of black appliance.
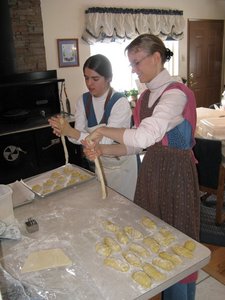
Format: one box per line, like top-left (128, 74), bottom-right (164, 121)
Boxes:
top-left (0, 70), bottom-right (83, 184)
top-left (0, 70), bottom-right (63, 124)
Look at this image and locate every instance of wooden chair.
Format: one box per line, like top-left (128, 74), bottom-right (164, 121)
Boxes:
top-left (193, 137), bottom-right (225, 225)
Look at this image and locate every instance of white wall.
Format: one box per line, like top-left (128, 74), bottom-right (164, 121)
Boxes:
top-left (40, 0), bottom-right (225, 112)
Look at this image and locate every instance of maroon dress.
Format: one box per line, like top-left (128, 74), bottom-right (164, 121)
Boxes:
top-left (134, 87), bottom-right (200, 242)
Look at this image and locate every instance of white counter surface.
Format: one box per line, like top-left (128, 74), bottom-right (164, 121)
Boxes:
top-left (0, 178), bottom-right (211, 300)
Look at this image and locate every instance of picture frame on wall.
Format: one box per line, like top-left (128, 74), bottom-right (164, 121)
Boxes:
top-left (57, 38), bottom-right (79, 67)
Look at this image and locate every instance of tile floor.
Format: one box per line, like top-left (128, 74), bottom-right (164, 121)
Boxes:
top-left (196, 269), bottom-right (225, 300)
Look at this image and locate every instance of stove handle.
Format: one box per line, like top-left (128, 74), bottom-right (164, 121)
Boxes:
top-left (42, 138), bottom-right (60, 150)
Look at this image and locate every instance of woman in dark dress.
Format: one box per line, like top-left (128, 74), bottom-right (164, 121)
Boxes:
top-left (83, 34), bottom-right (200, 300)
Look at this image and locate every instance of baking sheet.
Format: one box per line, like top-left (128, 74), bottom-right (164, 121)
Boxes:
top-left (21, 163), bottom-right (96, 198)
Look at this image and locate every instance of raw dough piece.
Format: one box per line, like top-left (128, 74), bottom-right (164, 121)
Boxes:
top-left (43, 179), bottom-right (55, 187)
top-left (50, 171), bottom-right (61, 179)
top-left (32, 184), bottom-right (42, 193)
top-left (152, 257), bottom-right (175, 271)
top-left (141, 216), bottom-right (157, 230)
top-left (124, 226), bottom-right (143, 240)
top-left (95, 242), bottom-right (111, 257)
top-left (132, 271), bottom-right (152, 289)
top-left (143, 236), bottom-right (160, 253)
top-left (56, 176), bottom-right (67, 184)
top-left (53, 184), bottom-right (63, 191)
top-left (104, 257), bottom-right (129, 272)
top-left (158, 227), bottom-right (176, 245)
top-left (67, 177), bottom-right (78, 186)
top-left (86, 137), bottom-right (107, 199)
top-left (159, 251), bottom-right (182, 266)
top-left (95, 157), bottom-right (107, 199)
top-left (129, 243), bottom-right (150, 258)
top-left (122, 251), bottom-right (142, 267)
top-left (183, 240), bottom-right (196, 252)
top-left (103, 237), bottom-right (121, 252)
top-left (103, 220), bottom-right (120, 233)
top-left (142, 263), bottom-right (166, 282)
top-left (42, 188), bottom-right (52, 195)
top-left (172, 245), bottom-right (193, 259)
top-left (63, 165), bottom-right (73, 175)
top-left (60, 118), bottom-right (69, 165)
top-left (21, 248), bottom-right (72, 273)
top-left (116, 230), bottom-right (129, 245)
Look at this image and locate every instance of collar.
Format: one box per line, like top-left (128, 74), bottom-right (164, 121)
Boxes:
top-left (145, 69), bottom-right (174, 93)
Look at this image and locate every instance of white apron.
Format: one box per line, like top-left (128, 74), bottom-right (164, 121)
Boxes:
top-left (88, 125), bottom-right (138, 201)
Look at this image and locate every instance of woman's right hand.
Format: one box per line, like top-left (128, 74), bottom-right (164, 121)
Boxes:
top-left (48, 115), bottom-right (71, 137)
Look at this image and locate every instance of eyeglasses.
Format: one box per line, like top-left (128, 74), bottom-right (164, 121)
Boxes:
top-left (129, 54), bottom-right (151, 69)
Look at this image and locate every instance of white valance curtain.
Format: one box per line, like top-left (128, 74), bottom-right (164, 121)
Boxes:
top-left (82, 7), bottom-right (185, 44)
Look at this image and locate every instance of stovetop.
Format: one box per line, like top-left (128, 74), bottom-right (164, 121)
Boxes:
top-left (0, 114), bottom-right (75, 136)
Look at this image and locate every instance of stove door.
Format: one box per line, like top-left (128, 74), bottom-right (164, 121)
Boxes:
top-left (0, 132), bottom-right (39, 184)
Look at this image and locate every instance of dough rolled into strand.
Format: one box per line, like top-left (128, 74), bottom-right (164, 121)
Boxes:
top-left (86, 137), bottom-right (107, 199)
top-left (59, 118), bottom-right (69, 165)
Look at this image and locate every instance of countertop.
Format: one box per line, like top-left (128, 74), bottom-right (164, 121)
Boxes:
top-left (0, 177), bottom-right (211, 300)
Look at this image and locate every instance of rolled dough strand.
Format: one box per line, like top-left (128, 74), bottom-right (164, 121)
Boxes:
top-left (86, 138), bottom-right (107, 199)
top-left (59, 118), bottom-right (69, 165)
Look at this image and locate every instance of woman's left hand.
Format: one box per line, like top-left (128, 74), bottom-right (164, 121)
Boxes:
top-left (82, 139), bottom-right (102, 161)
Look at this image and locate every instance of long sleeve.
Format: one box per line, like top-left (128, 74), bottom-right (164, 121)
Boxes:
top-left (124, 70), bottom-right (187, 151)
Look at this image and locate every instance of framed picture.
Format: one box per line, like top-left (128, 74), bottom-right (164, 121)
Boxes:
top-left (57, 38), bottom-right (79, 67)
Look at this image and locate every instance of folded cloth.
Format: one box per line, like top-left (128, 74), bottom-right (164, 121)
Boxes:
top-left (0, 221), bottom-right (21, 240)
top-left (9, 180), bottom-right (35, 208)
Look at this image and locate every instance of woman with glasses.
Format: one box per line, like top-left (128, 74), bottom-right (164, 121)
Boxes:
top-left (83, 35), bottom-right (200, 300)
top-left (48, 54), bottom-right (138, 201)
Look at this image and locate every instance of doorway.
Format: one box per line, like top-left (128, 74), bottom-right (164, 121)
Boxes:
top-left (187, 19), bottom-right (224, 108)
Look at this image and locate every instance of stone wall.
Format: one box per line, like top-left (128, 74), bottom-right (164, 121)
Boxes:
top-left (9, 0), bottom-right (46, 73)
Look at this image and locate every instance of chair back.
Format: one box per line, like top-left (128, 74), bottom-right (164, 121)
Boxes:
top-left (193, 138), bottom-right (222, 189)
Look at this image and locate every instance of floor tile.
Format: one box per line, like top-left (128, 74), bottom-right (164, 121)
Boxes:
top-left (196, 276), bottom-right (225, 300)
top-left (196, 269), bottom-right (210, 283)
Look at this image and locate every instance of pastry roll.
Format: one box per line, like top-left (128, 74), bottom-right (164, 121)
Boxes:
top-left (152, 257), bottom-right (175, 271)
top-left (104, 257), bottom-right (129, 272)
top-left (124, 226), bottom-right (143, 240)
top-left (132, 271), bottom-right (152, 289)
top-left (159, 251), bottom-right (182, 266)
top-left (103, 237), bottom-right (121, 252)
top-left (183, 240), bottom-right (196, 252)
top-left (129, 243), bottom-right (150, 258)
top-left (141, 216), bottom-right (157, 229)
top-left (116, 230), bottom-right (129, 245)
top-left (103, 220), bottom-right (120, 233)
top-left (172, 245), bottom-right (193, 259)
top-left (95, 242), bottom-right (111, 257)
top-left (122, 251), bottom-right (142, 267)
top-left (143, 236), bottom-right (160, 253)
top-left (142, 263), bottom-right (166, 281)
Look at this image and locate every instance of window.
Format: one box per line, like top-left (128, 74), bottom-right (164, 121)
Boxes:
top-left (91, 40), bottom-right (179, 93)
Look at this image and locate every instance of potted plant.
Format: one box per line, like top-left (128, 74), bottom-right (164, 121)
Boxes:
top-left (125, 89), bottom-right (139, 108)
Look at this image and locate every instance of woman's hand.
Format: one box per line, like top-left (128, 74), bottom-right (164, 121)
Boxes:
top-left (82, 139), bottom-right (102, 161)
top-left (48, 115), bottom-right (71, 137)
top-left (88, 127), bottom-right (105, 144)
